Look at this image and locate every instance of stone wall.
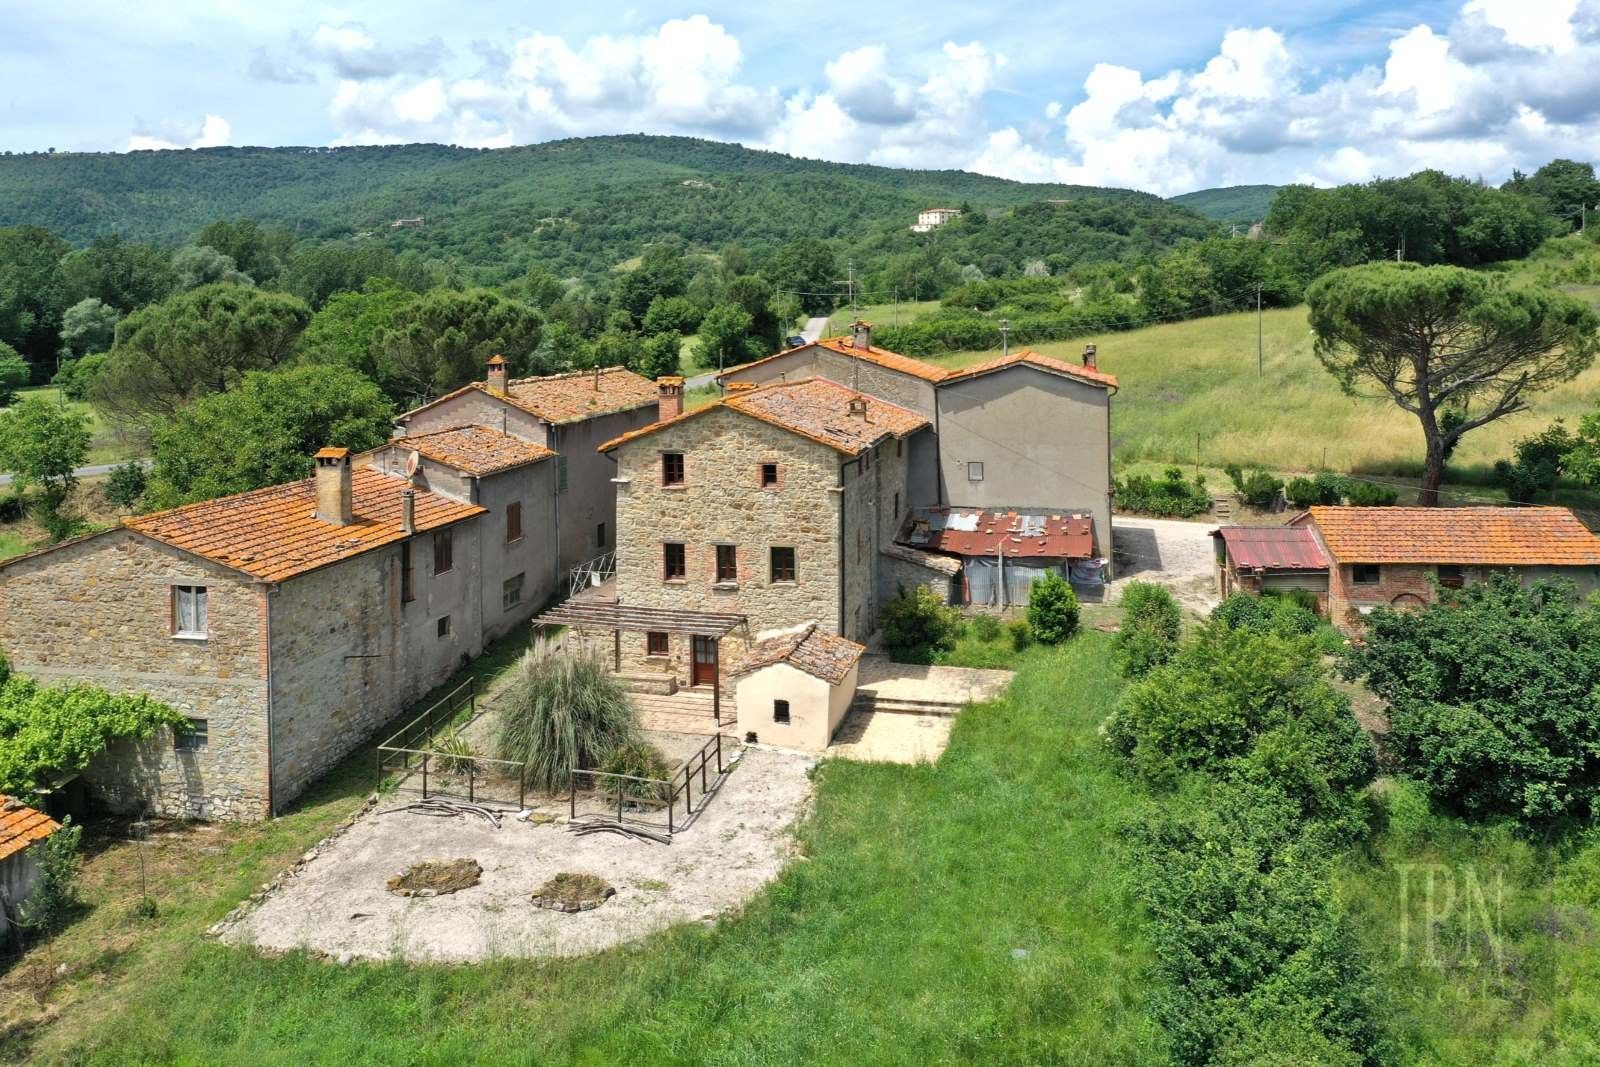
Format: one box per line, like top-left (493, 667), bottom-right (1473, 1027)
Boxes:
top-left (474, 462), bottom-right (560, 640)
top-left (398, 387), bottom-right (548, 442)
top-left (879, 546), bottom-right (959, 606)
top-left (0, 530), bottom-right (272, 819)
top-left (1327, 561), bottom-right (1600, 632)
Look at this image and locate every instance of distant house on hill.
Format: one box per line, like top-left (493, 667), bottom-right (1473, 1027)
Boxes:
top-left (911, 207), bottom-right (961, 233)
top-left (391, 217), bottom-right (424, 228)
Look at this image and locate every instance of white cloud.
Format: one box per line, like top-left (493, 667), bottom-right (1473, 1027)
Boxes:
top-left (127, 113), bottom-right (231, 151)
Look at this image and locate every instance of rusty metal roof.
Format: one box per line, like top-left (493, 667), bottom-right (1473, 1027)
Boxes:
top-left (900, 508), bottom-right (1095, 559)
top-left (0, 795), bottom-right (61, 863)
top-left (1213, 525), bottom-right (1329, 571)
top-left (1305, 506), bottom-right (1600, 565)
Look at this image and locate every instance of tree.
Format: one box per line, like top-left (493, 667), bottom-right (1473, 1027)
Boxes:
top-left (171, 245), bottom-right (253, 290)
top-left (374, 287), bottom-right (543, 403)
top-left (194, 219), bottom-right (292, 285)
top-left (1307, 263), bottom-right (1599, 504)
top-left (0, 342), bottom-right (30, 406)
top-left (614, 243), bottom-right (690, 321)
top-left (58, 234), bottom-right (176, 312)
top-left (91, 283), bottom-right (310, 425)
top-left (144, 364), bottom-right (395, 508)
top-left (694, 302), bottom-right (752, 370)
top-left (767, 237), bottom-right (839, 315)
top-left (642, 295), bottom-right (703, 335)
top-left (635, 333), bottom-right (682, 380)
top-left (58, 297), bottom-right (120, 359)
top-left (880, 587), bottom-right (961, 663)
top-left (295, 280), bottom-right (421, 402)
top-left (1504, 159), bottom-right (1600, 228)
top-left (0, 395), bottom-right (91, 537)
top-left (1495, 421), bottom-right (1576, 502)
top-left (103, 459), bottom-right (148, 510)
top-left (1114, 582), bottom-right (1182, 677)
top-left (52, 352), bottom-right (107, 403)
top-left (0, 225), bottom-right (69, 366)
top-left (1026, 571), bottom-right (1079, 643)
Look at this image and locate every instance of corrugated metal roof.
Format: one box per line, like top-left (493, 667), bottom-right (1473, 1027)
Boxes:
top-left (900, 508), bottom-right (1095, 559)
top-left (1214, 525), bottom-right (1329, 571)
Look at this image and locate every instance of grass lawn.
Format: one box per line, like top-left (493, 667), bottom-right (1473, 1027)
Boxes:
top-left (825, 300), bottom-right (942, 336)
top-left (15, 633), bottom-right (1166, 1065)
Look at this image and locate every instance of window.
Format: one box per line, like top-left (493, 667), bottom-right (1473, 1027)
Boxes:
top-left (770, 546), bottom-right (796, 582)
top-left (760, 462), bottom-right (779, 488)
top-left (967, 461), bottom-right (985, 482)
top-left (715, 544), bottom-right (738, 584)
top-left (433, 529), bottom-right (453, 575)
top-left (663, 542), bottom-right (687, 580)
top-left (172, 585), bottom-right (207, 638)
top-left (857, 529), bottom-right (864, 564)
top-left (502, 572), bottom-right (525, 611)
top-left (893, 492), bottom-right (900, 520)
top-left (1438, 564), bottom-right (1466, 589)
top-left (596, 521), bottom-right (607, 547)
top-left (1352, 564), bottom-right (1381, 585)
top-left (862, 448), bottom-right (871, 473)
top-left (646, 631), bottom-right (669, 657)
top-left (897, 439), bottom-right (903, 458)
top-left (662, 451), bottom-right (685, 486)
top-left (506, 501), bottom-right (523, 543)
top-left (437, 615), bottom-right (452, 638)
top-left (773, 699), bottom-right (791, 725)
top-left (556, 455), bottom-right (568, 494)
top-left (400, 541), bottom-right (415, 603)
top-left (174, 718), bottom-right (208, 752)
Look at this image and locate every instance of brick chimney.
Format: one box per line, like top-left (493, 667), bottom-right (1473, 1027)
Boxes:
top-left (401, 489), bottom-right (416, 535)
top-left (850, 319), bottom-right (872, 350)
top-left (657, 376), bottom-right (684, 421)
top-left (1082, 343), bottom-right (1097, 370)
top-left (486, 354), bottom-right (508, 396)
top-left (314, 447), bottom-right (353, 526)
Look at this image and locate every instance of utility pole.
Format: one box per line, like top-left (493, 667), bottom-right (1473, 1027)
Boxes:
top-left (1255, 284), bottom-right (1263, 378)
top-left (1000, 318), bottom-right (1011, 359)
top-left (1396, 235), bottom-right (1405, 262)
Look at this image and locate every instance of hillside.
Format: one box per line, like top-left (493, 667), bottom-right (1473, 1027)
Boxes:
top-left (0, 136), bottom-right (1217, 279)
top-left (1169, 184), bottom-right (1280, 223)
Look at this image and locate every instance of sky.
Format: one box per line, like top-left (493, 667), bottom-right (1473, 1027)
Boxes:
top-left (4, 0), bottom-right (1598, 195)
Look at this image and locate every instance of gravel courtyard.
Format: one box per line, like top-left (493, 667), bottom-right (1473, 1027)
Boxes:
top-left (216, 747), bottom-right (814, 963)
top-left (1108, 516), bottom-right (1219, 613)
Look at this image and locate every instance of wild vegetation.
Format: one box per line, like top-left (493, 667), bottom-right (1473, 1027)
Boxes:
top-left (494, 642), bottom-right (639, 794)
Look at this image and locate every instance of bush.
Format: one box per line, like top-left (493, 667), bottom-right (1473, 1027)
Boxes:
top-left (971, 614), bottom-right (1003, 642)
top-left (52, 352), bottom-right (108, 402)
top-left (103, 460), bottom-right (148, 510)
top-left (495, 641), bottom-right (638, 794)
top-left (598, 738), bottom-right (672, 801)
top-left (1341, 479), bottom-right (1398, 506)
top-left (19, 817), bottom-right (83, 933)
top-left (1211, 591), bottom-right (1319, 637)
top-left (1005, 619), bottom-right (1032, 651)
top-left (0, 491), bottom-right (24, 523)
top-left (1285, 476), bottom-right (1320, 509)
top-left (881, 586), bottom-right (962, 663)
top-left (0, 342), bottom-right (28, 407)
top-left (1228, 468), bottom-right (1283, 508)
top-left (431, 735), bottom-right (477, 778)
top-left (1025, 571), bottom-right (1079, 644)
top-left (1494, 421), bottom-right (1575, 503)
top-left (1114, 582), bottom-right (1182, 677)
top-left (1113, 467), bottom-right (1212, 517)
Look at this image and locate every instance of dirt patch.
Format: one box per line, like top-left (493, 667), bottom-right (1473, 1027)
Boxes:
top-left (387, 859), bottom-right (483, 897)
top-left (531, 873), bottom-right (615, 912)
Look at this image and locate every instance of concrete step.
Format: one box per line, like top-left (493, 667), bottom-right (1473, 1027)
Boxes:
top-left (849, 692), bottom-right (966, 718)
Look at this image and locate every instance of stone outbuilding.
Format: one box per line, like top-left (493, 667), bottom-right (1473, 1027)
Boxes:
top-left (0, 795), bottom-right (61, 915)
top-left (729, 623), bottom-right (865, 751)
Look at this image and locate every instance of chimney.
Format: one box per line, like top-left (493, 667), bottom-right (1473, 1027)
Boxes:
top-left (592, 365), bottom-right (601, 391)
top-left (847, 396), bottom-right (869, 420)
top-left (1082, 343), bottom-right (1097, 370)
top-left (401, 489), bottom-right (416, 535)
top-left (314, 447), bottom-right (353, 526)
top-left (850, 319), bottom-right (872, 350)
top-left (486, 354), bottom-right (508, 396)
top-left (657, 376), bottom-right (684, 421)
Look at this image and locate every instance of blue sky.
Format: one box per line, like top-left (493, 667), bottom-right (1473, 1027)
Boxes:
top-left (5, 0), bottom-right (1595, 194)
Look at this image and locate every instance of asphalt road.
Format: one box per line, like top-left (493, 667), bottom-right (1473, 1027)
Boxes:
top-left (683, 315), bottom-right (829, 390)
top-left (0, 460), bottom-right (147, 487)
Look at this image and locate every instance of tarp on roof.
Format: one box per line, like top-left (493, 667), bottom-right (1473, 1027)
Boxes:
top-left (1214, 525), bottom-right (1329, 571)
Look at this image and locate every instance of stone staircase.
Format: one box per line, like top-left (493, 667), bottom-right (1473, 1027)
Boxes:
top-left (847, 689), bottom-right (967, 718)
top-left (1212, 495), bottom-right (1235, 522)
top-left (632, 687), bottom-right (728, 736)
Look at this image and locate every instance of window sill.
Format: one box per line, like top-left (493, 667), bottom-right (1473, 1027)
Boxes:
top-left (712, 581), bottom-right (739, 591)
top-left (661, 484), bottom-right (688, 491)
top-left (506, 536), bottom-right (525, 545)
top-left (172, 633), bottom-right (209, 642)
top-left (663, 577), bottom-right (688, 585)
top-left (769, 580), bottom-right (797, 587)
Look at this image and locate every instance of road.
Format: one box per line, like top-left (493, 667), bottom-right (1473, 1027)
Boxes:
top-left (683, 315), bottom-right (830, 390)
top-left (0, 460), bottom-right (147, 487)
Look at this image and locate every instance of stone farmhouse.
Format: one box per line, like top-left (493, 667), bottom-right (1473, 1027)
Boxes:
top-left (0, 362), bottom-right (659, 821)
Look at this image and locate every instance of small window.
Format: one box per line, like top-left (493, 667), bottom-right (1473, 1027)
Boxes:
top-left (1352, 564), bottom-right (1381, 585)
top-left (857, 529), bottom-right (864, 564)
top-left (646, 631), bottom-right (669, 657)
top-left (596, 521), bottom-right (607, 548)
top-left (897, 439), bottom-right (903, 458)
top-left (715, 544), bottom-right (737, 584)
top-left (174, 718), bottom-right (208, 752)
top-left (893, 492), bottom-right (900, 520)
top-left (664, 542), bottom-right (687, 580)
top-left (662, 451), bottom-right (685, 486)
top-left (770, 546), bottom-right (796, 582)
top-left (967, 461), bottom-right (985, 482)
top-left (862, 449), bottom-right (871, 473)
top-left (400, 540), bottom-right (415, 603)
top-left (502, 572), bottom-right (525, 611)
top-left (773, 699), bottom-right (791, 725)
top-left (172, 585), bottom-right (208, 638)
top-left (760, 462), bottom-right (779, 488)
top-left (433, 529), bottom-right (454, 575)
top-left (556, 455), bottom-right (568, 494)
top-left (1438, 564), bottom-right (1466, 589)
top-left (506, 501), bottom-right (523, 543)
top-left (437, 615), bottom-right (452, 638)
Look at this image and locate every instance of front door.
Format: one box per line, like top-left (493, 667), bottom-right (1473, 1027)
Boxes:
top-left (691, 636), bottom-right (717, 687)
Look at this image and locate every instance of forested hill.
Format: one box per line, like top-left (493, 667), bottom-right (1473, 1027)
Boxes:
top-left (0, 135), bottom-right (1216, 279)
top-left (1170, 184), bottom-right (1281, 223)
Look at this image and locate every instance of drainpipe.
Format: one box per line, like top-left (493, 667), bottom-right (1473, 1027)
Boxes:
top-left (550, 423), bottom-right (561, 583)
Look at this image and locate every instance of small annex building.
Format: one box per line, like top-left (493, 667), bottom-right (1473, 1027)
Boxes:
top-left (729, 623), bottom-right (865, 752)
top-left (898, 507), bottom-right (1100, 606)
top-left (1210, 524), bottom-right (1331, 609)
top-left (0, 795), bottom-right (62, 914)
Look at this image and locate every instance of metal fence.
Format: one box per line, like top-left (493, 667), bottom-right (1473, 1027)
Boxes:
top-left (569, 550), bottom-right (616, 598)
top-left (569, 732), bottom-right (732, 837)
top-left (375, 680), bottom-right (531, 808)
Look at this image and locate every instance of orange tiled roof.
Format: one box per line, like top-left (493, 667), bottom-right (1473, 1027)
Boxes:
top-left (0, 795), bottom-right (60, 863)
top-left (940, 348), bottom-right (1118, 390)
top-left (125, 468), bottom-right (485, 583)
top-left (730, 623), bottom-right (865, 685)
top-left (599, 377), bottom-right (929, 456)
top-left (719, 336), bottom-right (949, 384)
top-left (401, 425), bottom-right (556, 476)
top-left (1306, 506), bottom-right (1600, 566)
top-left (502, 366), bottom-right (657, 424)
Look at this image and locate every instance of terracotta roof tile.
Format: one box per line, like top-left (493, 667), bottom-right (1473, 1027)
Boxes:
top-left (1305, 506), bottom-right (1600, 566)
top-left (502, 366), bottom-right (657, 424)
top-left (718, 336), bottom-right (950, 384)
top-left (125, 468), bottom-right (484, 583)
top-left (940, 349), bottom-right (1118, 390)
top-left (600, 377), bottom-right (929, 456)
top-left (0, 795), bottom-right (61, 863)
top-left (398, 425), bottom-right (556, 476)
top-left (730, 623), bottom-right (865, 685)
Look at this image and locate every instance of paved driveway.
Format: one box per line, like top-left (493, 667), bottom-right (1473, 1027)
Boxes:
top-left (1108, 516), bottom-right (1219, 614)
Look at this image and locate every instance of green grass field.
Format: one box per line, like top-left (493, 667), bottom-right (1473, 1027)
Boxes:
top-left (826, 300), bottom-right (942, 335)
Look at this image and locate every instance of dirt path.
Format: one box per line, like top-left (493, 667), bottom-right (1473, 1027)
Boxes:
top-left (1108, 516), bottom-right (1219, 614)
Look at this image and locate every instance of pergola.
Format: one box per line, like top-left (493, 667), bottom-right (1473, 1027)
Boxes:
top-left (530, 601), bottom-right (748, 723)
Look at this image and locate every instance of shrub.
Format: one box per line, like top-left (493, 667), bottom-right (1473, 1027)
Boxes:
top-left (1239, 469), bottom-right (1284, 508)
top-left (1342, 479), bottom-right (1398, 506)
top-left (971, 614), bottom-right (1003, 642)
top-left (103, 460), bottom-right (148, 511)
top-left (0, 491), bottom-right (24, 523)
top-left (881, 586), bottom-right (962, 663)
top-left (1342, 575), bottom-right (1600, 821)
top-left (1114, 582), bottom-right (1182, 677)
top-left (52, 352), bottom-right (108, 402)
top-left (1211, 591), bottom-right (1319, 637)
top-left (1313, 471), bottom-right (1350, 504)
top-left (431, 734), bottom-right (477, 778)
top-left (1025, 571), bottom-right (1079, 644)
top-left (1113, 467), bottom-right (1211, 517)
top-left (19, 817), bottom-right (83, 933)
top-left (598, 738), bottom-right (672, 801)
top-left (1285, 476), bottom-right (1320, 509)
top-left (0, 342), bottom-right (29, 407)
top-left (495, 641), bottom-right (638, 794)
top-left (1007, 619), bottom-right (1033, 651)
top-left (1494, 421), bottom-right (1575, 502)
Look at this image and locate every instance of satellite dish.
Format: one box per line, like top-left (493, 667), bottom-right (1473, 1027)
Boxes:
top-left (404, 450), bottom-right (421, 477)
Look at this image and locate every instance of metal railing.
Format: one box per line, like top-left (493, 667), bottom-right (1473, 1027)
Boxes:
top-left (569, 550), bottom-right (616, 598)
top-left (569, 732), bottom-right (731, 837)
top-left (375, 679), bottom-right (531, 809)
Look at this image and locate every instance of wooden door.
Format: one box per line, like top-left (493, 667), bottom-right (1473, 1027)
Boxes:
top-left (691, 636), bottom-right (717, 687)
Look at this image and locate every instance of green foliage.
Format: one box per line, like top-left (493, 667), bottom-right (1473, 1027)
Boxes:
top-left (1169, 184), bottom-right (1281, 223)
top-left (597, 738), bottom-right (672, 801)
top-left (1113, 466), bottom-right (1211, 517)
top-left (767, 238), bottom-right (840, 316)
top-left (51, 352), bottom-right (107, 402)
top-left (641, 295), bottom-right (703, 335)
top-left (18, 817), bottom-right (83, 934)
top-left (103, 459), bottom-right (148, 511)
top-left (694, 302), bottom-right (754, 369)
top-left (634, 332), bottom-right (682, 380)
top-left (1342, 575), bottom-right (1600, 822)
top-left (0, 341), bottom-right (29, 406)
top-left (58, 234), bottom-right (176, 313)
top-left (1341, 479), bottom-right (1399, 506)
top-left (971, 614), bottom-right (1003, 642)
top-left (372, 287), bottom-right (543, 404)
top-left (430, 734), bottom-right (478, 779)
top-left (172, 244), bottom-right (252, 290)
top-left (1503, 159), bottom-right (1600, 229)
top-left (1211, 591), bottom-right (1320, 637)
top-left (881, 586), bottom-right (962, 663)
top-left (1007, 618), bottom-right (1033, 651)
top-left (494, 642), bottom-right (638, 794)
top-left (1286, 471), bottom-right (1350, 508)
top-left (0, 395), bottom-right (90, 535)
top-left (1495, 420), bottom-right (1576, 501)
top-left (144, 364), bottom-right (394, 508)
top-left (0, 225), bottom-right (70, 366)
top-left (1025, 571), bottom-right (1080, 644)
top-left (1114, 582), bottom-right (1183, 678)
top-left (1224, 466), bottom-right (1282, 508)
top-left (294, 280), bottom-right (420, 401)
top-left (58, 297), bottom-right (120, 359)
